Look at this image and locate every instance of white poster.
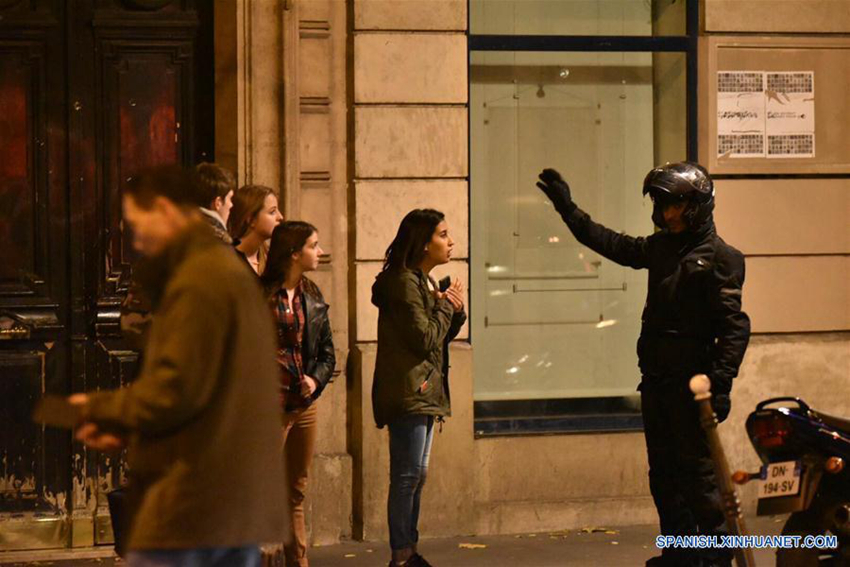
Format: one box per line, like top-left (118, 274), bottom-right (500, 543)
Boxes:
top-left (765, 72), bottom-right (815, 158)
top-left (717, 72), bottom-right (765, 158)
top-left (716, 71), bottom-right (816, 159)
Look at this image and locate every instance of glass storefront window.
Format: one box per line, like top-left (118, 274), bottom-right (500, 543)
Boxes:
top-left (470, 48), bottom-right (688, 433)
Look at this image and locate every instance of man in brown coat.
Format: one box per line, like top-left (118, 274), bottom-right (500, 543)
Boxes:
top-left (71, 165), bottom-right (285, 567)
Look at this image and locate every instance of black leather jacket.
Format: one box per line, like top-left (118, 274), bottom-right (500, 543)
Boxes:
top-left (266, 278), bottom-right (336, 400)
top-left (554, 204), bottom-right (751, 395)
top-left (301, 283), bottom-right (336, 399)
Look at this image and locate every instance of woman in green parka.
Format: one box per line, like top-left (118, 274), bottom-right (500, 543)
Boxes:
top-left (371, 209), bottom-right (466, 567)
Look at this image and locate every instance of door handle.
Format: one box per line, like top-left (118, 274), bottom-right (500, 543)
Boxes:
top-left (0, 327), bottom-right (30, 340)
top-left (0, 311), bottom-right (56, 340)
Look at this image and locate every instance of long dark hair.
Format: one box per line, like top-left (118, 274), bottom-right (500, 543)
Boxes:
top-left (228, 184), bottom-right (276, 240)
top-left (261, 221), bottom-right (319, 295)
top-left (382, 209), bottom-right (445, 273)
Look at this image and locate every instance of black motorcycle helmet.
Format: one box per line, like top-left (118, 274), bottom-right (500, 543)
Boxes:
top-left (642, 161), bottom-right (715, 231)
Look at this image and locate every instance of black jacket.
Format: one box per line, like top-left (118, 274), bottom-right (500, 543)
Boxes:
top-left (266, 277), bottom-right (336, 401)
top-left (301, 282), bottom-right (336, 399)
top-left (553, 204), bottom-right (750, 395)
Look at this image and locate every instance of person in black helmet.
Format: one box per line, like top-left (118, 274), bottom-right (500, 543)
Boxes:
top-left (537, 163), bottom-right (750, 567)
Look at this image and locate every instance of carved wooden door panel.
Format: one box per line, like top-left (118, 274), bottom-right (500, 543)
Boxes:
top-left (0, 0), bottom-right (212, 550)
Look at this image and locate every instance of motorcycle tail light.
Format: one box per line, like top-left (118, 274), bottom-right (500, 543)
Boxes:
top-left (731, 471), bottom-right (751, 485)
top-left (825, 456), bottom-right (845, 474)
top-left (751, 413), bottom-right (792, 449)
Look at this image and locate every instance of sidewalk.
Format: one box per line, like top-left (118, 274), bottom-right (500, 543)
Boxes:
top-left (310, 515), bottom-right (784, 566)
top-left (0, 515), bottom-right (785, 567)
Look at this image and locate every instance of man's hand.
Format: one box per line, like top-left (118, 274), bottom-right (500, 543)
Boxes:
top-left (69, 393), bottom-right (126, 452)
top-left (68, 393), bottom-right (88, 407)
top-left (75, 423), bottom-right (126, 453)
top-left (536, 168), bottom-right (574, 212)
top-left (713, 394), bottom-right (731, 424)
top-left (301, 376), bottom-right (319, 398)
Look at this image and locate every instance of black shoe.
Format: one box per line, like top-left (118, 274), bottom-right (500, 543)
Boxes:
top-left (410, 553), bottom-right (433, 567)
top-left (648, 553), bottom-right (721, 567)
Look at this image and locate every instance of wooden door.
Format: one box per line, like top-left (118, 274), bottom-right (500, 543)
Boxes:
top-left (0, 0), bottom-right (212, 550)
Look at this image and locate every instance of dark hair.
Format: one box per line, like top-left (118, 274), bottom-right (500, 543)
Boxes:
top-left (124, 165), bottom-right (199, 210)
top-left (261, 221), bottom-right (319, 293)
top-left (195, 162), bottom-right (236, 207)
top-left (382, 209), bottom-right (445, 273)
top-left (228, 184), bottom-right (277, 240)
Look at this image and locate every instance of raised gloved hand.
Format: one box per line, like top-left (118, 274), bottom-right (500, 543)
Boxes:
top-left (536, 168), bottom-right (575, 214)
top-left (713, 393), bottom-right (732, 423)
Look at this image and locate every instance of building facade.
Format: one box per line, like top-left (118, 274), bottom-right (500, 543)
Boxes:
top-left (0, 0), bottom-right (848, 552)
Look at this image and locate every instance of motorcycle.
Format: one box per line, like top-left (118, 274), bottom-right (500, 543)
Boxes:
top-left (733, 397), bottom-right (850, 566)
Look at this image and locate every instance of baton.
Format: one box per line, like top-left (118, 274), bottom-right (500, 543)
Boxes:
top-left (690, 374), bottom-right (756, 567)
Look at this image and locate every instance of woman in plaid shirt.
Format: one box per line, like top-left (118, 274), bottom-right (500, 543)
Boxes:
top-left (261, 221), bottom-right (335, 567)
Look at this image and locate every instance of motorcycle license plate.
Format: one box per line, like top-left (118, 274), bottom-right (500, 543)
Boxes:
top-left (758, 460), bottom-right (801, 499)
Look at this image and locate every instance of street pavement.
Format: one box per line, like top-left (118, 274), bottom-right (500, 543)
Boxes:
top-left (309, 514), bottom-right (785, 566)
top-left (0, 515), bottom-right (787, 566)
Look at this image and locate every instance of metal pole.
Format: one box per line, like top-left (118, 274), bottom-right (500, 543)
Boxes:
top-left (689, 374), bottom-right (756, 567)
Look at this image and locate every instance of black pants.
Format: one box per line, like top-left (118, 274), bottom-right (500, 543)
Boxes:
top-left (641, 384), bottom-right (732, 567)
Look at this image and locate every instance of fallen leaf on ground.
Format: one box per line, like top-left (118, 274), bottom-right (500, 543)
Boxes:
top-left (344, 553), bottom-right (356, 558)
top-left (579, 526), bottom-right (610, 534)
top-left (459, 543), bottom-right (488, 550)
top-left (604, 530), bottom-right (619, 535)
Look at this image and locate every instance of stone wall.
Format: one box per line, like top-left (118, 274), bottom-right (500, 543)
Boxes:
top-left (216, 0), bottom-right (850, 545)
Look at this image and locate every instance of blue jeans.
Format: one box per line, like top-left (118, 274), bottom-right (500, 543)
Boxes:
top-left (387, 414), bottom-right (435, 554)
top-left (126, 546), bottom-right (260, 567)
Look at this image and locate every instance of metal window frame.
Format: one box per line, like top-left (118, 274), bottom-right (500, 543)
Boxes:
top-left (468, 0), bottom-right (700, 436)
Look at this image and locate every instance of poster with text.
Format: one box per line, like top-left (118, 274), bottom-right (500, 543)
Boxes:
top-left (765, 72), bottom-right (815, 158)
top-left (717, 71), bottom-right (765, 158)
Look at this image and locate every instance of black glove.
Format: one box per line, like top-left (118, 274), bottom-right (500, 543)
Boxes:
top-left (536, 168), bottom-right (575, 214)
top-left (713, 393), bottom-right (731, 423)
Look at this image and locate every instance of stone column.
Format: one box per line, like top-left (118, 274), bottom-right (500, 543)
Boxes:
top-left (215, 0), bottom-right (352, 546)
top-left (285, 0), bottom-right (352, 546)
top-left (214, 0), bottom-right (284, 190)
top-left (348, 0), bottom-right (475, 541)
